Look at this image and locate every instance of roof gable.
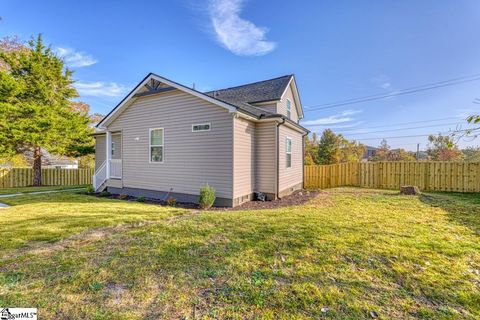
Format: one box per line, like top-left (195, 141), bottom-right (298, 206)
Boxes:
top-left (97, 73), bottom-right (237, 128)
top-left (280, 76), bottom-right (304, 119)
top-left (97, 73), bottom-right (305, 128)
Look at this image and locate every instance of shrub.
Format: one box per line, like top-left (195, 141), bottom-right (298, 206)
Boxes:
top-left (166, 197), bottom-right (177, 207)
top-left (99, 191), bottom-right (111, 197)
top-left (118, 194), bottom-right (129, 200)
top-left (199, 184), bottom-right (216, 209)
top-left (85, 185), bottom-right (95, 194)
top-left (136, 196), bottom-right (145, 203)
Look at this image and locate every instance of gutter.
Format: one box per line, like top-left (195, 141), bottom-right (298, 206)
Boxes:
top-left (276, 118), bottom-right (286, 199)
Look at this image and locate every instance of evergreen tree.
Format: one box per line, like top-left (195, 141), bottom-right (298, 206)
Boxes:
top-left (0, 35), bottom-right (93, 185)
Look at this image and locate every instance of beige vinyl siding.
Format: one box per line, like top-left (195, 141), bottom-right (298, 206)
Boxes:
top-left (278, 125), bottom-right (303, 192)
top-left (107, 90), bottom-right (234, 199)
top-left (111, 133), bottom-right (122, 160)
top-left (277, 84), bottom-right (299, 122)
top-left (255, 122), bottom-right (276, 194)
top-left (233, 117), bottom-right (255, 198)
top-left (252, 102), bottom-right (277, 114)
top-left (95, 135), bottom-right (106, 170)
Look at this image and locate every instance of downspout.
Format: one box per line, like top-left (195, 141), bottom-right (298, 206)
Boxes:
top-left (301, 132), bottom-right (308, 189)
top-left (276, 118), bottom-right (286, 199)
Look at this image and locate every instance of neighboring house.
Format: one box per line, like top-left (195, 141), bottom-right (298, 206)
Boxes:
top-left (93, 73), bottom-right (309, 207)
top-left (363, 146), bottom-right (378, 161)
top-left (0, 149), bottom-right (79, 169)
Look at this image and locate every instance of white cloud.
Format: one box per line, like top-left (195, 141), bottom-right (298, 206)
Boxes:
top-left (303, 110), bottom-right (362, 126)
top-left (208, 0), bottom-right (276, 56)
top-left (55, 47), bottom-right (97, 68)
top-left (372, 74), bottom-right (393, 91)
top-left (75, 81), bottom-right (128, 97)
top-left (381, 82), bottom-right (391, 89)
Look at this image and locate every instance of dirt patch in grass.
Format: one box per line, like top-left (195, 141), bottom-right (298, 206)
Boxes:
top-left (0, 220), bottom-right (154, 261)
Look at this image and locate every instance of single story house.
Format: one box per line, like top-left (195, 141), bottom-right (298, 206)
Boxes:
top-left (93, 73), bottom-right (309, 207)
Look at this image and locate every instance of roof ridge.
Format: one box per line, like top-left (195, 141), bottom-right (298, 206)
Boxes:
top-left (206, 74), bottom-right (293, 93)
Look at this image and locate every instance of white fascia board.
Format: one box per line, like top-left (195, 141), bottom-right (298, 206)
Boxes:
top-left (99, 73), bottom-right (238, 129)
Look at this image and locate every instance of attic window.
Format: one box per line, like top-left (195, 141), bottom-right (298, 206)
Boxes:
top-left (286, 99), bottom-right (292, 119)
top-left (192, 123), bottom-right (211, 132)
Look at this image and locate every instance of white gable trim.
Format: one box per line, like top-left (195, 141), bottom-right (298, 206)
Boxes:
top-left (280, 76), bottom-right (304, 120)
top-left (98, 73), bottom-right (238, 128)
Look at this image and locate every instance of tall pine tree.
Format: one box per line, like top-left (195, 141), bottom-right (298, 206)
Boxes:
top-left (0, 35), bottom-right (93, 185)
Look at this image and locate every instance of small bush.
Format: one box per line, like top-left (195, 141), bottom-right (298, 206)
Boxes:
top-left (99, 191), bottom-right (111, 197)
top-left (199, 184), bottom-right (216, 209)
top-left (136, 196), bottom-right (146, 203)
top-left (118, 194), bottom-right (129, 200)
top-left (166, 197), bottom-right (177, 207)
top-left (85, 185), bottom-right (95, 194)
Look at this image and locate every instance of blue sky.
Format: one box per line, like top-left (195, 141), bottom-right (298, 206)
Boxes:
top-left (1, 0), bottom-right (479, 150)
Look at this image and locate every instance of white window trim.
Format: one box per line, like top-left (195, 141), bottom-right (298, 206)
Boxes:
top-left (286, 136), bottom-right (292, 168)
top-left (149, 128), bottom-right (164, 164)
top-left (192, 123), bottom-right (211, 132)
top-left (286, 99), bottom-right (292, 119)
top-left (111, 141), bottom-right (115, 156)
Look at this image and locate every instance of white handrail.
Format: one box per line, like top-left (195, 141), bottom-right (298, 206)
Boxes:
top-left (109, 159), bottom-right (122, 178)
top-left (93, 160), bottom-right (107, 191)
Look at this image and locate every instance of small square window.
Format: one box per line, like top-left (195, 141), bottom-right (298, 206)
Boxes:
top-left (192, 123), bottom-right (211, 132)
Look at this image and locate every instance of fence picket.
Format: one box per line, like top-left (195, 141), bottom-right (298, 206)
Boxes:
top-left (304, 162), bottom-right (480, 193)
top-left (0, 168), bottom-right (93, 188)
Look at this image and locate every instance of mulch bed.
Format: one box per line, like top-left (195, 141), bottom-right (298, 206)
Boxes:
top-left (88, 192), bottom-right (199, 209)
top-left (88, 190), bottom-right (320, 211)
top-left (221, 190), bottom-right (320, 211)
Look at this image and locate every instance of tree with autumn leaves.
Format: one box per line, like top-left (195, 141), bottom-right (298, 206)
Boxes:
top-left (0, 35), bottom-right (95, 185)
top-left (369, 139), bottom-right (416, 162)
top-left (426, 134), bottom-right (464, 161)
top-left (306, 129), bottom-right (366, 165)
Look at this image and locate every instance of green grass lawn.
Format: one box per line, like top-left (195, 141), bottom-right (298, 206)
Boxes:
top-left (0, 184), bottom-right (87, 195)
top-left (0, 188), bottom-right (479, 319)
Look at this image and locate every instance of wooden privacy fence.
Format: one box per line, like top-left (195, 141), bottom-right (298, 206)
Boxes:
top-left (0, 168), bottom-right (94, 188)
top-left (304, 162), bottom-right (480, 193)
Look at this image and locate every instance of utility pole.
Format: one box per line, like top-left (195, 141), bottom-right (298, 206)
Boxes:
top-left (416, 143), bottom-right (420, 161)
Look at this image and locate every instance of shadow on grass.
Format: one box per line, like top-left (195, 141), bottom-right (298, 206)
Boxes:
top-left (419, 192), bottom-right (480, 234)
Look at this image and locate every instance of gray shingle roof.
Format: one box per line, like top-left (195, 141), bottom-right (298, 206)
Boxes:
top-left (205, 75), bottom-right (293, 117)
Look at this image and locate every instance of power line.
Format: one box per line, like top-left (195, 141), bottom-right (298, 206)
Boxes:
top-left (343, 129), bottom-right (470, 141)
top-left (345, 133), bottom-right (433, 141)
top-left (335, 122), bottom-right (462, 135)
top-left (305, 116), bottom-right (464, 129)
top-left (304, 73), bottom-right (480, 112)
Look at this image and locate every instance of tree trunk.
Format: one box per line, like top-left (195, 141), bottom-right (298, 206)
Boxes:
top-left (33, 147), bottom-right (42, 186)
